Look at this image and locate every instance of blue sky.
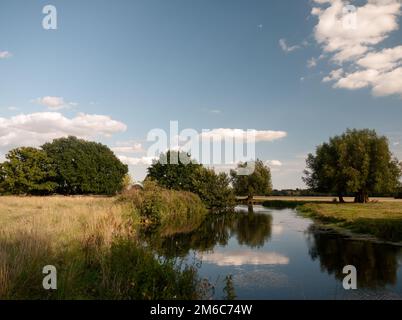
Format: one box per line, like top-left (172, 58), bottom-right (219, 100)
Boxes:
top-left (1, 0), bottom-right (402, 188)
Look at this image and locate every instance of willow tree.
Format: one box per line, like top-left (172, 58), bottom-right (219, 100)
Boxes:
top-left (230, 159), bottom-right (272, 204)
top-left (303, 129), bottom-right (401, 203)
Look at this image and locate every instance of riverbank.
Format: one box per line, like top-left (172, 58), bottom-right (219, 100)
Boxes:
top-left (0, 195), bottom-right (209, 299)
top-left (298, 202), bottom-right (402, 243)
top-left (262, 199), bottom-right (402, 243)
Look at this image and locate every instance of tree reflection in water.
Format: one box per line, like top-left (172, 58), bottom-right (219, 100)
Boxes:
top-left (306, 225), bottom-right (402, 288)
top-left (141, 207), bottom-right (273, 258)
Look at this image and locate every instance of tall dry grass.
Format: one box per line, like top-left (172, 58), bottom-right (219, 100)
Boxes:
top-left (0, 196), bottom-right (135, 298)
top-left (0, 195), bottom-right (207, 299)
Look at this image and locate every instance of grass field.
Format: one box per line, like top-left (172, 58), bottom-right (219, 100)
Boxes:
top-left (0, 196), bottom-right (205, 299)
top-left (296, 202), bottom-right (402, 243)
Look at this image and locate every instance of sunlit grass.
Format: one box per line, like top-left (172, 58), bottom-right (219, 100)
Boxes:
top-left (0, 195), bottom-right (205, 299)
top-left (299, 202), bottom-right (402, 242)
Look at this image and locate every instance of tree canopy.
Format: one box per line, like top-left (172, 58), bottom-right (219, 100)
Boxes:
top-left (303, 129), bottom-right (402, 203)
top-left (0, 147), bottom-right (57, 195)
top-left (41, 136), bottom-right (128, 195)
top-left (230, 159), bottom-right (273, 203)
top-left (146, 150), bottom-right (235, 211)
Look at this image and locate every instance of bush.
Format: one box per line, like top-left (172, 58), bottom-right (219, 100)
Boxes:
top-left (119, 181), bottom-right (208, 235)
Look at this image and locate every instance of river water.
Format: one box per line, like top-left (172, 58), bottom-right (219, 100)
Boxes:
top-left (147, 205), bottom-right (402, 299)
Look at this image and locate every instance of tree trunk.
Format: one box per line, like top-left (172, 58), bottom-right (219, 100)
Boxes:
top-left (338, 195), bottom-right (345, 203)
top-left (247, 195), bottom-right (253, 206)
top-left (354, 190), bottom-right (369, 203)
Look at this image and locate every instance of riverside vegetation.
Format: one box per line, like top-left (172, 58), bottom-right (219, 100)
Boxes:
top-left (1, 129), bottom-right (402, 299)
top-left (0, 141), bottom-right (235, 299)
top-left (0, 192), bottom-right (212, 299)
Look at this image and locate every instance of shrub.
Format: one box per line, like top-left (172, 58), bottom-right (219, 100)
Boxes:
top-left (119, 181), bottom-right (207, 234)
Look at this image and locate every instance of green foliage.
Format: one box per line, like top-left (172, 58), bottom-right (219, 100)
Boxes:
top-left (0, 147), bottom-right (57, 195)
top-left (146, 150), bottom-right (202, 192)
top-left (120, 180), bottom-right (207, 233)
top-left (303, 129), bottom-right (402, 203)
top-left (192, 168), bottom-right (236, 212)
top-left (81, 239), bottom-right (202, 299)
top-left (1, 236), bottom-right (204, 299)
top-left (42, 136), bottom-right (128, 195)
top-left (146, 150), bottom-right (235, 211)
top-left (230, 159), bottom-right (272, 199)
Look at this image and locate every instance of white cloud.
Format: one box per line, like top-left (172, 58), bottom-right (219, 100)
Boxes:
top-left (307, 57), bottom-right (318, 68)
top-left (112, 143), bottom-right (144, 154)
top-left (357, 45), bottom-right (402, 71)
top-left (313, 0), bottom-right (402, 97)
top-left (322, 68), bottom-right (344, 82)
top-left (0, 51), bottom-right (12, 59)
top-left (266, 160), bottom-right (283, 167)
top-left (0, 112), bottom-right (127, 149)
top-left (117, 155), bottom-right (157, 166)
top-left (32, 96), bottom-right (78, 110)
top-left (200, 129), bottom-right (287, 142)
top-left (279, 38), bottom-right (301, 53)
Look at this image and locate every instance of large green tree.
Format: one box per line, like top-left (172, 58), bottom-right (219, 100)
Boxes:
top-left (0, 147), bottom-right (57, 195)
top-left (147, 150), bottom-right (235, 211)
top-left (303, 129), bottom-right (402, 203)
top-left (230, 159), bottom-right (272, 204)
top-left (42, 136), bottom-right (128, 195)
top-left (146, 150), bottom-right (202, 192)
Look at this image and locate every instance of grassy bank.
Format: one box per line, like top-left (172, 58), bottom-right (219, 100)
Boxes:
top-left (0, 195), bottom-right (208, 299)
top-left (298, 202), bottom-right (402, 242)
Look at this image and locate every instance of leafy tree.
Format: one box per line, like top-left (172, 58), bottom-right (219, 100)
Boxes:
top-left (147, 150), bottom-right (235, 211)
top-left (42, 136), bottom-right (128, 195)
top-left (230, 159), bottom-right (273, 204)
top-left (146, 150), bottom-right (202, 192)
top-left (303, 129), bottom-right (402, 203)
top-left (0, 147), bottom-right (57, 195)
top-left (192, 168), bottom-right (235, 212)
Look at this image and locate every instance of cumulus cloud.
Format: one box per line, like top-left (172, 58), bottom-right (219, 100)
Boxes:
top-left (0, 112), bottom-right (127, 149)
top-left (312, 0), bottom-right (402, 97)
top-left (112, 143), bottom-right (144, 154)
top-left (117, 155), bottom-right (157, 166)
top-left (0, 51), bottom-right (12, 59)
top-left (200, 129), bottom-right (287, 142)
top-left (32, 96), bottom-right (77, 110)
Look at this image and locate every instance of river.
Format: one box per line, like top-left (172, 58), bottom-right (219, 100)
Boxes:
top-left (144, 205), bottom-right (402, 299)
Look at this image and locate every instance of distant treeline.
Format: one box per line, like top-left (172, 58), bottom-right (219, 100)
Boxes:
top-left (271, 189), bottom-right (402, 198)
top-left (0, 136), bottom-right (128, 196)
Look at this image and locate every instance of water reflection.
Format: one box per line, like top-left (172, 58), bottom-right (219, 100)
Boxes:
top-left (202, 251), bottom-right (289, 266)
top-left (306, 226), bottom-right (401, 288)
top-left (142, 205), bottom-right (402, 298)
top-left (142, 207), bottom-right (273, 258)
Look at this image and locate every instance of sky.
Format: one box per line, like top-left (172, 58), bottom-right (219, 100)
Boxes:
top-left (1, 0), bottom-right (402, 189)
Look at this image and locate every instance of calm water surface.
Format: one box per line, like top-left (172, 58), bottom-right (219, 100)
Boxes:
top-left (146, 205), bottom-right (402, 299)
